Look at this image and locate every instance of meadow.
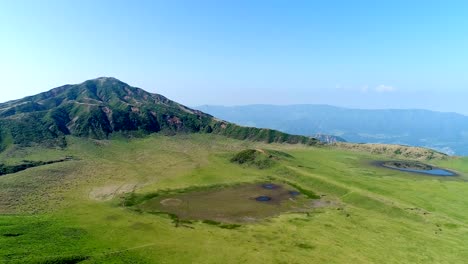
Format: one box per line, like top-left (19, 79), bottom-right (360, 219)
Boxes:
top-left (1, 134), bottom-right (468, 263)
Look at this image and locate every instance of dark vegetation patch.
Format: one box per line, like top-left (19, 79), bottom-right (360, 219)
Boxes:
top-left (34, 255), bottom-right (89, 264)
top-left (231, 149), bottom-right (274, 169)
top-left (0, 115), bottom-right (67, 149)
top-left (201, 220), bottom-right (242, 229)
top-left (2, 232), bottom-right (22, 237)
top-left (266, 149), bottom-right (294, 158)
top-left (122, 182), bottom-right (242, 207)
top-left (212, 122), bottom-right (319, 145)
top-left (0, 157), bottom-right (73, 176)
top-left (230, 149), bottom-right (293, 169)
top-left (382, 161), bottom-right (433, 170)
top-left (295, 242), bottom-right (316, 250)
top-left (146, 211), bottom-right (240, 229)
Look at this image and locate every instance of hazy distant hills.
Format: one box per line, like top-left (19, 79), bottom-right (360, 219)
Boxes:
top-left (196, 105), bottom-right (468, 155)
top-left (0, 78), bottom-right (318, 150)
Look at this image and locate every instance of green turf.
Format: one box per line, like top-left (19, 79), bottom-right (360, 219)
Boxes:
top-left (1, 134), bottom-right (468, 263)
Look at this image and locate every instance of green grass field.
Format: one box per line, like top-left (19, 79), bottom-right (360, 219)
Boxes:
top-left (1, 134), bottom-right (468, 263)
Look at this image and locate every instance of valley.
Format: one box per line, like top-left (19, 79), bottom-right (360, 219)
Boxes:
top-left (1, 134), bottom-right (468, 263)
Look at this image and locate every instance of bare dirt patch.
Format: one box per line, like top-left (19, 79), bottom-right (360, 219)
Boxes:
top-left (160, 198), bottom-right (183, 206)
top-left (310, 199), bottom-right (339, 208)
top-left (89, 183), bottom-right (136, 201)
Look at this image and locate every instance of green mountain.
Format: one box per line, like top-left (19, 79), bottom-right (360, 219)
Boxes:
top-left (0, 78), bottom-right (318, 150)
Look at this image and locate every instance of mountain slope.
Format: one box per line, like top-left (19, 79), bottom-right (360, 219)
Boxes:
top-left (195, 104), bottom-right (468, 155)
top-left (0, 78), bottom-right (318, 149)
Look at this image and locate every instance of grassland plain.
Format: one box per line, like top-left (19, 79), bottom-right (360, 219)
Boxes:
top-left (1, 134), bottom-right (468, 263)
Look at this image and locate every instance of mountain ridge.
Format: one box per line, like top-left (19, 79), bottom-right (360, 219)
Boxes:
top-left (0, 78), bottom-right (319, 149)
top-left (197, 103), bottom-right (467, 116)
top-left (195, 104), bottom-right (468, 155)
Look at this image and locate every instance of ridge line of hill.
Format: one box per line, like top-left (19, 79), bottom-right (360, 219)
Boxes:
top-left (0, 77), bottom-right (319, 150)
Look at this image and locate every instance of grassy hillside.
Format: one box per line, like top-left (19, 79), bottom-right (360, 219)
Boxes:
top-left (332, 142), bottom-right (448, 160)
top-left (1, 134), bottom-right (467, 263)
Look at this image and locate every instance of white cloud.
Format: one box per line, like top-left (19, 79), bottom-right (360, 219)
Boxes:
top-left (360, 85), bottom-right (369, 93)
top-left (375, 85), bottom-right (396, 93)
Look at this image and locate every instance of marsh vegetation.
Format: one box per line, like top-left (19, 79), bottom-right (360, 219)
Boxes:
top-left (134, 182), bottom-right (314, 223)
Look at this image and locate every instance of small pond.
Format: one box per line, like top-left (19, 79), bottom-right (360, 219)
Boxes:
top-left (378, 161), bottom-right (456, 176)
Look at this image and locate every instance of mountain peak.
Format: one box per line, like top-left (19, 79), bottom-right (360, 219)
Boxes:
top-left (84, 76), bottom-right (127, 86)
top-left (94, 76), bottom-right (120, 81)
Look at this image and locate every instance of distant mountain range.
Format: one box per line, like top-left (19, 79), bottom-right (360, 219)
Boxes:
top-left (0, 78), bottom-right (319, 151)
top-left (195, 105), bottom-right (468, 155)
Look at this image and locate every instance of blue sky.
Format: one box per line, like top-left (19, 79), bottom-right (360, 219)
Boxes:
top-left (1, 0), bottom-right (468, 114)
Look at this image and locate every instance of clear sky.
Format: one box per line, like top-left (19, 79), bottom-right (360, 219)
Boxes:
top-left (1, 0), bottom-right (468, 114)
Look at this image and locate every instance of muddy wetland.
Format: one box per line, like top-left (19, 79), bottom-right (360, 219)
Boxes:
top-left (135, 183), bottom-right (316, 223)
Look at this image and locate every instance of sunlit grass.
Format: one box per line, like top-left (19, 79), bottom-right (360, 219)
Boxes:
top-left (1, 134), bottom-right (468, 263)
